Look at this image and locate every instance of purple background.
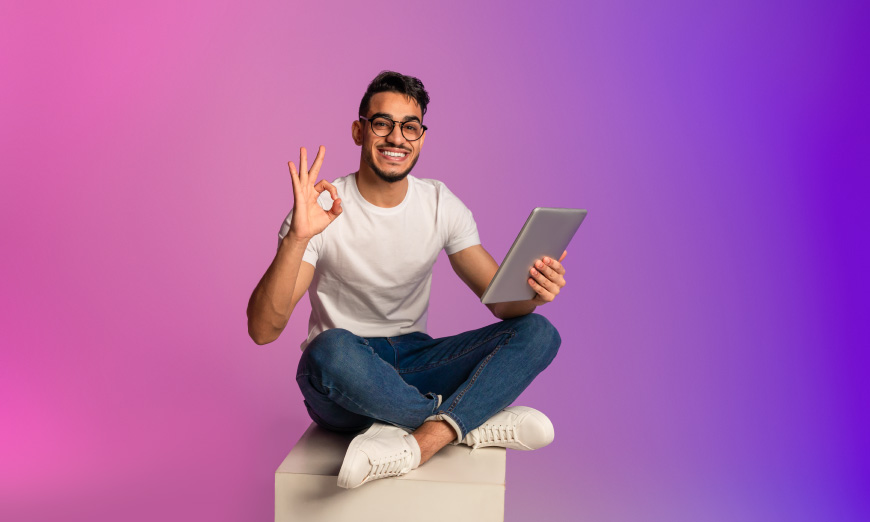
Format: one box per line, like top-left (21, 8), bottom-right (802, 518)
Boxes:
top-left (2, 1), bottom-right (868, 521)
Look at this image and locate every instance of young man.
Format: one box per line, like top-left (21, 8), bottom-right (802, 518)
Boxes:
top-left (247, 71), bottom-right (568, 489)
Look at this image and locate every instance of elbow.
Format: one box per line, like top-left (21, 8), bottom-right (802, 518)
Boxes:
top-left (488, 301), bottom-right (535, 321)
top-left (246, 298), bottom-right (292, 345)
top-left (250, 332), bottom-right (273, 346)
top-left (487, 303), bottom-right (505, 320)
top-left (249, 328), bottom-right (278, 346)
top-left (247, 317), bottom-right (278, 346)
top-left (247, 302), bottom-right (277, 345)
top-left (248, 326), bottom-right (269, 346)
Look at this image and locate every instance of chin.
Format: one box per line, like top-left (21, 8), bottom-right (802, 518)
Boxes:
top-left (373, 169), bottom-right (410, 184)
top-left (366, 152), bottom-right (419, 184)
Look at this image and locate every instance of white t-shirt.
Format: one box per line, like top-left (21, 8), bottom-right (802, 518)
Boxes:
top-left (278, 173), bottom-right (480, 351)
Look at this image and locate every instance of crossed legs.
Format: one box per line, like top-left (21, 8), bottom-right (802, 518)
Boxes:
top-left (296, 313), bottom-right (561, 484)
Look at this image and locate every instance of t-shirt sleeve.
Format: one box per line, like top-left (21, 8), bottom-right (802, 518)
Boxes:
top-left (277, 208), bottom-right (321, 267)
top-left (441, 185), bottom-right (481, 255)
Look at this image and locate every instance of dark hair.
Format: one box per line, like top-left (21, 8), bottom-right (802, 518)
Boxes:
top-left (358, 71), bottom-right (430, 119)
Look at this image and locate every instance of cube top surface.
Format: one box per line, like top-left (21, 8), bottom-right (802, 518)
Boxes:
top-left (276, 423), bottom-right (506, 485)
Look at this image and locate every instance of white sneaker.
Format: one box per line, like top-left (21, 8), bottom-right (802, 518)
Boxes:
top-left (337, 423), bottom-right (422, 489)
top-left (461, 406), bottom-right (555, 451)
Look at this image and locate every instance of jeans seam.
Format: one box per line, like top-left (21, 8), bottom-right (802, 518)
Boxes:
top-left (398, 329), bottom-right (515, 374)
top-left (443, 329), bottom-right (516, 414)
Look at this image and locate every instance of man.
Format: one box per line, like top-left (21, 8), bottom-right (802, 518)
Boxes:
top-left (247, 71), bottom-right (568, 489)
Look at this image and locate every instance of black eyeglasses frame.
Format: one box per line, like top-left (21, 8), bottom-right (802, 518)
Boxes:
top-left (358, 116), bottom-right (427, 142)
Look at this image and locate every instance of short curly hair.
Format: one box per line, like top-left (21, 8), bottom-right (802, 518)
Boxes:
top-left (358, 71), bottom-right (430, 119)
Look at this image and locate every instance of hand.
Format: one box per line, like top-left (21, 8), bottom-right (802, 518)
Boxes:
top-left (288, 146), bottom-right (342, 240)
top-left (528, 250), bottom-right (568, 305)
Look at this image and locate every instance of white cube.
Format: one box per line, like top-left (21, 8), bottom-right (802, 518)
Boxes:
top-left (276, 423), bottom-right (506, 522)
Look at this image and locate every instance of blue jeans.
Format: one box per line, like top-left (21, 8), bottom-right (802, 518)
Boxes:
top-left (295, 313), bottom-right (561, 442)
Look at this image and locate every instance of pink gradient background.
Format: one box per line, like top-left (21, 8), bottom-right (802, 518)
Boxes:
top-left (2, 1), bottom-right (868, 521)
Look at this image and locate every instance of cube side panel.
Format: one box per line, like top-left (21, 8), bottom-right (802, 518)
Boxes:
top-left (276, 473), bottom-right (505, 522)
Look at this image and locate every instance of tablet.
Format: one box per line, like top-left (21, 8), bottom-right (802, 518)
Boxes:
top-left (480, 208), bottom-right (587, 304)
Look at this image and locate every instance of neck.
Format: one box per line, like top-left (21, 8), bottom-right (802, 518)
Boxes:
top-left (355, 163), bottom-right (409, 208)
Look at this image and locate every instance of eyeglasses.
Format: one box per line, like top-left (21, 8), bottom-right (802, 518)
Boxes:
top-left (359, 116), bottom-right (427, 142)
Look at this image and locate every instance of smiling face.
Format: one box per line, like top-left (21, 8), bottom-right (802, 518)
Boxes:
top-left (353, 91), bottom-right (426, 184)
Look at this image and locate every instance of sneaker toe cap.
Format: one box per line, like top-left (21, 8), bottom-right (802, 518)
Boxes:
top-left (518, 411), bottom-right (555, 450)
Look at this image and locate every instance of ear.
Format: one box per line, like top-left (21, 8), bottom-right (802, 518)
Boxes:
top-left (352, 120), bottom-right (363, 146)
top-left (418, 129), bottom-right (426, 148)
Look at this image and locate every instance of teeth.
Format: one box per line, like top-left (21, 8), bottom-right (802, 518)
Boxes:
top-left (381, 150), bottom-right (407, 158)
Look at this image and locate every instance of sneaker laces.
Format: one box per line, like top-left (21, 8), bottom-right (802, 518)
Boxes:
top-left (368, 448), bottom-right (414, 480)
top-left (468, 423), bottom-right (518, 451)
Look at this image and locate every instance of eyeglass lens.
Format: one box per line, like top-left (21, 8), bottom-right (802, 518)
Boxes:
top-left (370, 117), bottom-right (423, 141)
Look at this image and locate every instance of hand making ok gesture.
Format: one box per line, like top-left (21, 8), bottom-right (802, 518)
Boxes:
top-left (288, 146), bottom-right (342, 240)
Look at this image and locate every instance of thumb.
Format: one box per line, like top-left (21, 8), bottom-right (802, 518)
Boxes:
top-left (327, 198), bottom-right (343, 221)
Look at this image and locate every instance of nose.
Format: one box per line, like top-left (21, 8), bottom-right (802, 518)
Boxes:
top-left (384, 123), bottom-right (407, 146)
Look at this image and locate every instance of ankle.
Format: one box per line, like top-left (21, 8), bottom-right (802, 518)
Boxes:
top-left (412, 420), bottom-right (454, 465)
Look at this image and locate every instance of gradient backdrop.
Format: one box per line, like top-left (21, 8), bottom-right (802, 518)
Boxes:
top-left (2, 1), bottom-right (868, 521)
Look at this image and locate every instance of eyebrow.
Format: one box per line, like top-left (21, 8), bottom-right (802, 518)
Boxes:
top-left (370, 112), bottom-right (422, 124)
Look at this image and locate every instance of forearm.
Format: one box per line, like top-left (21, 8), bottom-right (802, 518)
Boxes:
top-left (247, 233), bottom-right (309, 344)
top-left (489, 299), bottom-right (537, 320)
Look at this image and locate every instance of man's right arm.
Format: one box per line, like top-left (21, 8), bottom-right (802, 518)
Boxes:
top-left (246, 145), bottom-right (341, 345)
top-left (246, 232), bottom-right (315, 345)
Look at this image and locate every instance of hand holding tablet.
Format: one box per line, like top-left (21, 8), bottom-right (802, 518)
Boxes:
top-left (481, 208), bottom-right (587, 304)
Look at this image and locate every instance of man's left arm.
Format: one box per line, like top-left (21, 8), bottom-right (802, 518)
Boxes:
top-left (448, 244), bottom-right (568, 320)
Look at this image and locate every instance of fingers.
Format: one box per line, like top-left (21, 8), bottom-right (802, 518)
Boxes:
top-left (313, 179), bottom-right (338, 200)
top-left (293, 146), bottom-right (325, 187)
top-left (309, 145), bottom-right (325, 183)
top-left (530, 264), bottom-right (561, 296)
top-left (299, 147), bottom-right (309, 187)
top-left (528, 275), bottom-right (556, 302)
top-left (558, 250), bottom-right (567, 263)
top-left (534, 259), bottom-right (564, 284)
top-left (288, 161), bottom-right (300, 192)
top-left (529, 254), bottom-right (567, 304)
top-left (327, 197), bottom-right (343, 221)
top-left (542, 255), bottom-right (566, 275)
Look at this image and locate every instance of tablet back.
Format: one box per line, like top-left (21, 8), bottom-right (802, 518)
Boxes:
top-left (481, 208), bottom-right (587, 304)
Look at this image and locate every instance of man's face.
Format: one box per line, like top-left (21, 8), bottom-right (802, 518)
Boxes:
top-left (354, 91), bottom-right (425, 183)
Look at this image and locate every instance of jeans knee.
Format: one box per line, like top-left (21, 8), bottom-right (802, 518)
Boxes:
top-left (518, 313), bottom-right (561, 366)
top-left (300, 328), bottom-right (364, 377)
